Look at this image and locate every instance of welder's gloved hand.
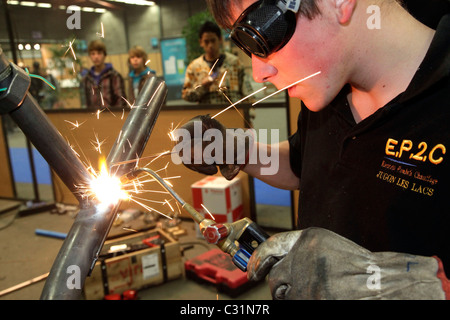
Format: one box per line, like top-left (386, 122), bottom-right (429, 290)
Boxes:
top-left (172, 114), bottom-right (254, 180)
top-left (248, 227), bottom-right (450, 300)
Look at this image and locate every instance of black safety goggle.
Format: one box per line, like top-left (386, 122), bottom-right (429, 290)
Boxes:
top-left (229, 0), bottom-right (298, 58)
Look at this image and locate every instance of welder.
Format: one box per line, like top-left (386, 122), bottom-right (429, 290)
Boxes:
top-left (174, 0), bottom-right (450, 299)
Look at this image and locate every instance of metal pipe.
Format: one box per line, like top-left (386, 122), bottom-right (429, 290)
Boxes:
top-left (41, 77), bottom-right (167, 299)
top-left (107, 76), bottom-right (167, 177)
top-left (0, 49), bottom-right (168, 299)
top-left (40, 202), bottom-right (119, 299)
top-left (0, 49), bottom-right (93, 203)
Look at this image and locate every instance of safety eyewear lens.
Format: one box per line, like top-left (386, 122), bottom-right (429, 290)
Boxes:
top-left (230, 1), bottom-right (269, 58)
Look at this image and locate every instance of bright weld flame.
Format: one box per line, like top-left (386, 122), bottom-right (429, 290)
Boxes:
top-left (90, 158), bottom-right (129, 205)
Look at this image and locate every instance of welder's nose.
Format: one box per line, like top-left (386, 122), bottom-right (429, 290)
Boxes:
top-left (251, 55), bottom-right (276, 83)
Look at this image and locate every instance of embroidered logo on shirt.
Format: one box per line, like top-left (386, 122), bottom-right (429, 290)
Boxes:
top-left (375, 138), bottom-right (446, 197)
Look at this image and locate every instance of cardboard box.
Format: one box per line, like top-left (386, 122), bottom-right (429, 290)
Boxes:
top-left (83, 229), bottom-right (182, 300)
top-left (191, 176), bottom-right (243, 224)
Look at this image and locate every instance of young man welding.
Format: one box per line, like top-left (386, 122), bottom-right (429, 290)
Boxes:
top-left (175, 0), bottom-right (450, 299)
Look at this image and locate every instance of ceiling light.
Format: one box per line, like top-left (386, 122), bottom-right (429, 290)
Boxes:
top-left (7, 1), bottom-right (19, 5)
top-left (37, 2), bottom-right (51, 8)
top-left (94, 8), bottom-right (106, 13)
top-left (34, 44), bottom-right (40, 50)
top-left (25, 44), bottom-right (31, 50)
top-left (82, 7), bottom-right (95, 12)
top-left (18, 44), bottom-right (24, 50)
top-left (20, 1), bottom-right (37, 7)
top-left (110, 0), bottom-right (155, 6)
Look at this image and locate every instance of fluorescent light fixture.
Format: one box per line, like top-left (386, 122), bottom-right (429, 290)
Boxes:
top-left (7, 1), bottom-right (20, 5)
top-left (18, 44), bottom-right (24, 50)
top-left (82, 7), bottom-right (95, 12)
top-left (34, 44), bottom-right (41, 50)
top-left (94, 8), bottom-right (106, 13)
top-left (110, 0), bottom-right (155, 6)
top-left (20, 1), bottom-right (37, 7)
top-left (37, 2), bottom-right (51, 8)
top-left (67, 5), bottom-right (81, 11)
top-left (25, 44), bottom-right (31, 50)
top-left (58, 5), bottom-right (66, 9)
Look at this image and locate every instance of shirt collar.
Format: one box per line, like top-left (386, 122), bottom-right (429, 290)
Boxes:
top-left (399, 14), bottom-right (450, 103)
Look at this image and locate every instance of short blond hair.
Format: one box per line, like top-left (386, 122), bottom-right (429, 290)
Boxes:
top-left (128, 45), bottom-right (147, 61)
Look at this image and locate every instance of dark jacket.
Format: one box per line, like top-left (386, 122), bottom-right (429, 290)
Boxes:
top-left (81, 63), bottom-right (126, 109)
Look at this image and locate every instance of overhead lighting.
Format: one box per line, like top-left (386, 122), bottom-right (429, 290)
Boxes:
top-left (6, 1), bottom-right (20, 5)
top-left (20, 1), bottom-right (37, 7)
top-left (82, 7), bottom-right (95, 12)
top-left (67, 5), bottom-right (81, 11)
top-left (37, 2), bottom-right (51, 8)
top-left (25, 44), bottom-right (31, 50)
top-left (110, 0), bottom-right (155, 6)
top-left (94, 8), bottom-right (106, 13)
top-left (34, 44), bottom-right (40, 50)
top-left (18, 44), bottom-right (24, 50)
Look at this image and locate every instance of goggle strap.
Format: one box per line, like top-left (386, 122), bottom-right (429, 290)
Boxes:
top-left (278, 0), bottom-right (301, 14)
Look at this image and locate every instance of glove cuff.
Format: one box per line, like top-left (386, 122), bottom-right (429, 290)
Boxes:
top-left (434, 256), bottom-right (450, 300)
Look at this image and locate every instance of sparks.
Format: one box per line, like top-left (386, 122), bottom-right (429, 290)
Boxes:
top-left (208, 59), bottom-right (219, 76)
top-left (201, 204), bottom-right (215, 220)
top-left (211, 86), bottom-right (266, 119)
top-left (64, 120), bottom-right (86, 130)
top-left (218, 71), bottom-right (227, 89)
top-left (63, 38), bottom-right (77, 61)
top-left (252, 71), bottom-right (322, 106)
top-left (96, 22), bottom-right (104, 38)
top-left (90, 132), bottom-right (106, 154)
top-left (146, 82), bottom-right (165, 106)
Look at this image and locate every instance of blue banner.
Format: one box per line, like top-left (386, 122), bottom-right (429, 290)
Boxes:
top-left (160, 38), bottom-right (187, 87)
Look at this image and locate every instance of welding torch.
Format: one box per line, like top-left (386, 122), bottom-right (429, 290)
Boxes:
top-left (122, 168), bottom-right (269, 272)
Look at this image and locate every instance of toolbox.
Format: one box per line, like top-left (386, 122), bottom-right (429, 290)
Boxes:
top-left (184, 249), bottom-right (255, 297)
top-left (83, 228), bottom-right (183, 300)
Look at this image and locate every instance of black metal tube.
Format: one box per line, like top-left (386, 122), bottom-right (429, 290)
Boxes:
top-left (107, 76), bottom-right (167, 176)
top-left (1, 48), bottom-right (168, 299)
top-left (40, 77), bottom-right (167, 300)
top-left (40, 202), bottom-right (119, 300)
top-left (8, 94), bottom-right (93, 203)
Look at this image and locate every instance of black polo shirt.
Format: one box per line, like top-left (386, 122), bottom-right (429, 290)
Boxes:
top-left (289, 14), bottom-right (450, 273)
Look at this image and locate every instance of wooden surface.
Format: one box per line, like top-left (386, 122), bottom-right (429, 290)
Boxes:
top-left (46, 106), bottom-right (252, 220)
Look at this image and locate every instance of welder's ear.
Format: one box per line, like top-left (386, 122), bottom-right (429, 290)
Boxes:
top-left (334, 0), bottom-right (356, 24)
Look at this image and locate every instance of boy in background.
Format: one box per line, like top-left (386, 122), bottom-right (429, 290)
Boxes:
top-left (81, 40), bottom-right (126, 109)
top-left (127, 45), bottom-right (156, 102)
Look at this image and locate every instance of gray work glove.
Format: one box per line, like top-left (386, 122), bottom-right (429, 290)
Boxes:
top-left (248, 227), bottom-right (449, 300)
top-left (172, 114), bottom-right (254, 180)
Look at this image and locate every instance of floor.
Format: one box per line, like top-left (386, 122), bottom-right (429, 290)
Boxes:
top-left (0, 199), bottom-right (272, 300)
